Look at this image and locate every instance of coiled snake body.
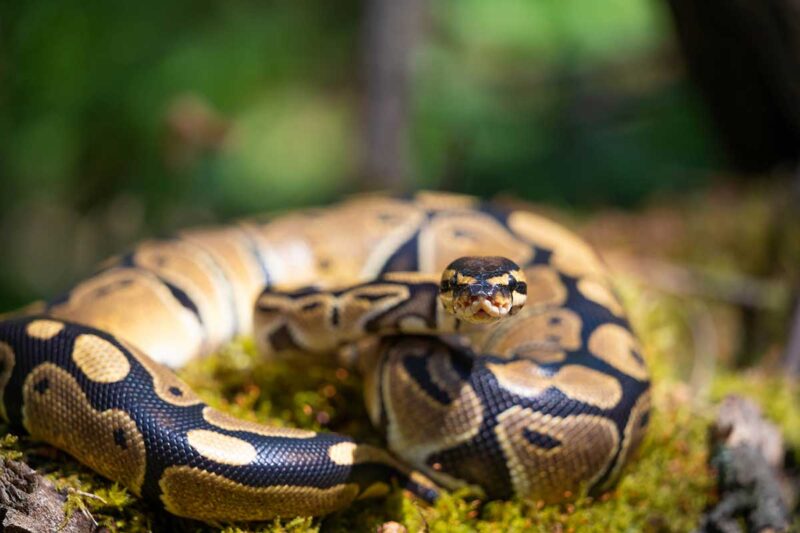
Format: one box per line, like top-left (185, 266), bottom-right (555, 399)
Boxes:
top-left (0, 192), bottom-right (650, 522)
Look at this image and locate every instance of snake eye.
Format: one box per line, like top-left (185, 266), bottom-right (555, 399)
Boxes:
top-left (508, 277), bottom-right (517, 291)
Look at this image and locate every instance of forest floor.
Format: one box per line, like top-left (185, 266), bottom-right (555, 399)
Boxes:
top-left (1, 183), bottom-right (798, 532)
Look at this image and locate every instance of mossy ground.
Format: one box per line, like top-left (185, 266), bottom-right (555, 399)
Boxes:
top-left (1, 185), bottom-right (798, 532)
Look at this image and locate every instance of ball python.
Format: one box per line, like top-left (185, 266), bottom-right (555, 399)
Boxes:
top-left (0, 191), bottom-right (651, 523)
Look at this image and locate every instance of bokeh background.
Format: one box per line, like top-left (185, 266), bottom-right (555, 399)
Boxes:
top-left (3, 1), bottom-right (800, 530)
top-left (5, 0), bottom-right (800, 368)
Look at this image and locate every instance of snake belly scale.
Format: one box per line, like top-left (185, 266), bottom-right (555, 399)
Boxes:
top-left (0, 192), bottom-right (650, 522)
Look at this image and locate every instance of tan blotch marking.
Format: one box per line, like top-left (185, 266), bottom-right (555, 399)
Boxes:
top-left (134, 239), bottom-right (236, 350)
top-left (72, 334), bottom-right (131, 383)
top-left (179, 226), bottom-right (270, 337)
top-left (203, 406), bottom-right (316, 439)
top-left (159, 466), bottom-right (360, 521)
top-left (495, 406), bottom-right (619, 502)
top-left (327, 442), bottom-right (402, 469)
top-left (418, 213), bottom-right (533, 274)
top-left (398, 316), bottom-right (429, 332)
top-left (326, 441), bottom-right (441, 495)
top-left (601, 390), bottom-right (651, 489)
top-left (507, 211), bottom-right (604, 278)
top-left (242, 215), bottom-right (319, 290)
top-left (0, 341), bottom-right (15, 422)
top-left (186, 429), bottom-right (257, 466)
top-left (384, 271), bottom-right (440, 284)
top-left (481, 308), bottom-right (582, 360)
top-left (25, 319), bottom-right (65, 340)
top-left (252, 197), bottom-right (425, 288)
top-left (524, 266), bottom-right (567, 307)
top-left (47, 268), bottom-right (204, 367)
top-left (415, 190), bottom-right (477, 210)
top-left (456, 273), bottom-right (478, 285)
top-left (383, 342), bottom-right (483, 465)
top-left (341, 197), bottom-right (427, 282)
top-left (577, 278), bottom-right (624, 316)
top-left (488, 361), bottom-right (623, 409)
top-left (486, 273), bottom-right (511, 286)
top-left (119, 339), bottom-right (202, 407)
top-left (587, 324), bottom-right (649, 381)
top-left (328, 442), bottom-right (358, 465)
top-left (22, 363), bottom-right (146, 494)
top-left (513, 347), bottom-right (566, 364)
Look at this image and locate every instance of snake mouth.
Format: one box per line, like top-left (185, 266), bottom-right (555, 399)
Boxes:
top-left (454, 295), bottom-right (511, 324)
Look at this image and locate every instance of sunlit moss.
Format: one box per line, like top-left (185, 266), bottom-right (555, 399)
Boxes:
top-left (0, 432), bottom-right (23, 461)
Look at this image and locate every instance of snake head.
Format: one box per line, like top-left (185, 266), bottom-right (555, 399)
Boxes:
top-left (439, 256), bottom-right (527, 324)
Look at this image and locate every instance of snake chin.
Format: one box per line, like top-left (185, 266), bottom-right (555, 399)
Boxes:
top-left (454, 295), bottom-right (511, 324)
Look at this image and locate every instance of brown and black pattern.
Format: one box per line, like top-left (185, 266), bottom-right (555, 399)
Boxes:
top-left (0, 192), bottom-right (650, 523)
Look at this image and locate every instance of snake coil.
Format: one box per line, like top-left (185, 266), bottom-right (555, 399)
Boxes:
top-left (0, 192), bottom-right (650, 522)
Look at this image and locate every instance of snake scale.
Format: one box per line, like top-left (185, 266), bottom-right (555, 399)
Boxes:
top-left (0, 191), bottom-right (650, 523)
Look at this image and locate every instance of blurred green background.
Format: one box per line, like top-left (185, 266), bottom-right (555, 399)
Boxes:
top-left (4, 5), bottom-right (800, 529)
top-left (0, 0), bottom-right (722, 310)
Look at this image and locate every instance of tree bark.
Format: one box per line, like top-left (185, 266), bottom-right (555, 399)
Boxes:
top-left (785, 295), bottom-right (800, 375)
top-left (0, 456), bottom-right (96, 532)
top-left (696, 395), bottom-right (791, 532)
top-left (360, 0), bottom-right (424, 191)
top-left (665, 0), bottom-right (800, 172)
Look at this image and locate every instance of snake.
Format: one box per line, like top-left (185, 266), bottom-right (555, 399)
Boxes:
top-left (0, 191), bottom-right (651, 523)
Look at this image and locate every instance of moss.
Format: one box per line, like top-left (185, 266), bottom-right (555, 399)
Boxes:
top-left (0, 432), bottom-right (23, 461)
